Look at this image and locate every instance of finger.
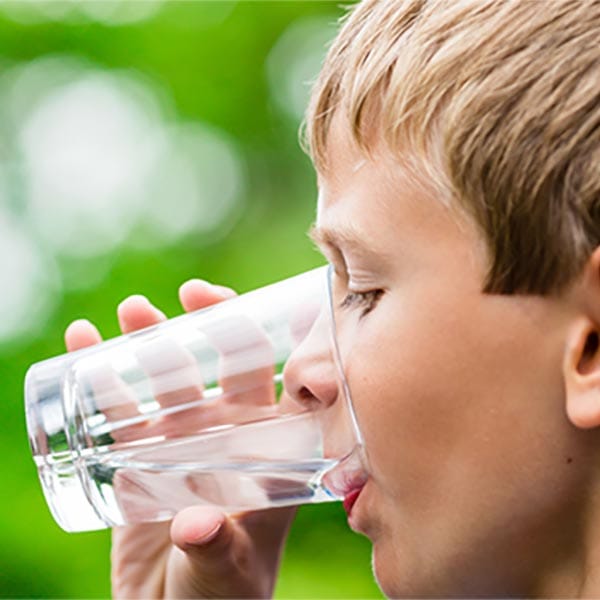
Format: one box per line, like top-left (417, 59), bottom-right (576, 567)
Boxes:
top-left (65, 319), bottom-right (103, 352)
top-left (117, 295), bottom-right (167, 334)
top-left (122, 293), bottom-right (209, 433)
top-left (65, 319), bottom-right (143, 440)
top-left (202, 315), bottom-right (276, 408)
top-left (170, 506), bottom-right (238, 565)
top-left (169, 506), bottom-right (292, 598)
top-left (84, 362), bottom-right (142, 440)
top-left (179, 279), bottom-right (236, 313)
top-left (65, 332), bottom-right (144, 441)
top-left (136, 336), bottom-right (205, 411)
top-left (167, 507), bottom-right (254, 597)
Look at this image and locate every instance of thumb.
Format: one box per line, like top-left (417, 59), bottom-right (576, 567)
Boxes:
top-left (168, 505), bottom-right (283, 598)
top-left (170, 505), bottom-right (239, 567)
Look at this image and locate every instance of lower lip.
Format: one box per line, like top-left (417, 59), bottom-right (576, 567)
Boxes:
top-left (343, 487), bottom-right (363, 516)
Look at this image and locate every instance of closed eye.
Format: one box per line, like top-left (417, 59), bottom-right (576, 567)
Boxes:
top-left (339, 289), bottom-right (384, 318)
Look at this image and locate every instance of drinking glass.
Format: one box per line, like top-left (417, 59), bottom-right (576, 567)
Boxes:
top-left (25, 266), bottom-right (367, 532)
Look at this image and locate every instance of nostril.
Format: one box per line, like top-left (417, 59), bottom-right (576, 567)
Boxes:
top-left (298, 386), bottom-right (313, 400)
top-left (296, 385), bottom-right (321, 410)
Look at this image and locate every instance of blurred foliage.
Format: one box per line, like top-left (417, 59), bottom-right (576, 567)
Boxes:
top-left (0, 1), bottom-right (382, 598)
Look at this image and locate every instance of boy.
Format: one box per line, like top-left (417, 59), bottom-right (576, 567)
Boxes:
top-left (66, 0), bottom-right (600, 596)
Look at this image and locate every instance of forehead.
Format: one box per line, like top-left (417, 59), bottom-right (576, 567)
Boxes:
top-left (316, 115), bottom-right (394, 214)
top-left (315, 156), bottom-right (404, 258)
top-left (313, 116), bottom-right (486, 269)
top-left (316, 111), bottom-right (438, 217)
top-left (315, 119), bottom-right (430, 235)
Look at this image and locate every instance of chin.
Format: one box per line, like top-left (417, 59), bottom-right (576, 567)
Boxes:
top-left (371, 538), bottom-right (423, 599)
top-left (371, 536), bottom-right (402, 597)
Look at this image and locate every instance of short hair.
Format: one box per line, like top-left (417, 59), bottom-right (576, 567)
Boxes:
top-left (304, 0), bottom-right (600, 294)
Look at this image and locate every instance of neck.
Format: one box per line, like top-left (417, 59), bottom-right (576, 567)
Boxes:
top-left (532, 465), bottom-right (600, 597)
top-left (573, 482), bottom-right (600, 597)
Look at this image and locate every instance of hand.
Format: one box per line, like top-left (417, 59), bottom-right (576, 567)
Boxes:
top-left (65, 281), bottom-right (295, 598)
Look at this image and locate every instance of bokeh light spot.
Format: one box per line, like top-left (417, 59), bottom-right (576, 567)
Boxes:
top-left (19, 71), bottom-right (162, 257)
top-left (0, 0), bottom-right (164, 26)
top-left (0, 54), bottom-right (247, 335)
top-left (0, 209), bottom-right (59, 343)
top-left (131, 123), bottom-right (245, 248)
top-left (266, 16), bottom-right (339, 123)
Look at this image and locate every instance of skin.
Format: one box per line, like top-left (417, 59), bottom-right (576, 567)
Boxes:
top-left (65, 116), bottom-right (600, 597)
top-left (309, 118), bottom-right (600, 597)
top-left (66, 287), bottom-right (295, 599)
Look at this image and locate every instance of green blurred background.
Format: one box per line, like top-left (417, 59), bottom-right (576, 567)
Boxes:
top-left (0, 1), bottom-right (382, 597)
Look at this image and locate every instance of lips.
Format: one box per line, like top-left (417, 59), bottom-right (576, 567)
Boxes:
top-left (343, 485), bottom-right (364, 516)
top-left (320, 446), bottom-right (369, 517)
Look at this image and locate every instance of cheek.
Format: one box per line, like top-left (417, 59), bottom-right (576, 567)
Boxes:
top-left (340, 294), bottom-right (581, 531)
top-left (343, 308), bottom-right (471, 497)
top-left (337, 294), bottom-right (591, 597)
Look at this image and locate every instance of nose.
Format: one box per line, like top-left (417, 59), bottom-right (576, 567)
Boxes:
top-left (283, 308), bottom-right (339, 410)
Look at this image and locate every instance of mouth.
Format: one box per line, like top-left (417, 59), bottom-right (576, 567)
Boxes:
top-left (343, 484), bottom-right (365, 517)
top-left (320, 447), bottom-right (369, 517)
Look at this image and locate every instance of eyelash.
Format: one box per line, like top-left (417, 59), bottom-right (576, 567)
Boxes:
top-left (339, 289), bottom-right (384, 317)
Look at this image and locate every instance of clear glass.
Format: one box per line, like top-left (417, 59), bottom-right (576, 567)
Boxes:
top-left (25, 266), bottom-right (367, 532)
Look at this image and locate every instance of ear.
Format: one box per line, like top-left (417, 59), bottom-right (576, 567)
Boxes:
top-left (564, 319), bottom-right (600, 428)
top-left (564, 247), bottom-right (600, 429)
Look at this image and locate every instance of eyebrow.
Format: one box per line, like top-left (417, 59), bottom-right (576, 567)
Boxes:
top-left (308, 223), bottom-right (385, 260)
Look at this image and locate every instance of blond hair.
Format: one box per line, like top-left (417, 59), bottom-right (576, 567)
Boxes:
top-left (305, 0), bottom-right (600, 294)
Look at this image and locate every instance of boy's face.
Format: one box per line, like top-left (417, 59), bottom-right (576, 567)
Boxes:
top-left (313, 119), bottom-right (590, 596)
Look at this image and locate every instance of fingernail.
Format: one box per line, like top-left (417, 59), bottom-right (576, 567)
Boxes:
top-left (65, 318), bottom-right (94, 336)
top-left (70, 318), bottom-right (93, 327)
top-left (180, 279), bottom-right (235, 298)
top-left (189, 521), bottom-right (222, 545)
top-left (154, 307), bottom-right (167, 320)
top-left (181, 278), bottom-right (210, 288)
top-left (117, 295), bottom-right (166, 320)
top-left (213, 285), bottom-right (235, 297)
